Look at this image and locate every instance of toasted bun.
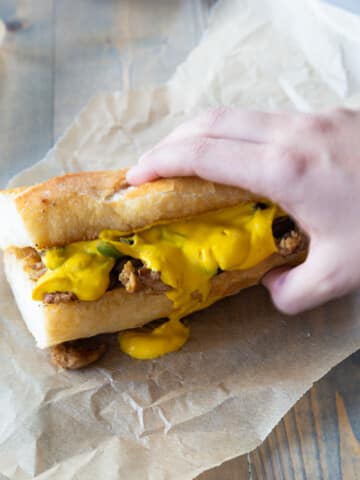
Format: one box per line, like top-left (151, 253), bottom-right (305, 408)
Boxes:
top-left (0, 170), bottom-right (263, 249)
top-left (4, 246), bottom-right (306, 348)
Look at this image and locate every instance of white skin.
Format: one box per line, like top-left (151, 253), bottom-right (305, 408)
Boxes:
top-left (126, 107), bottom-right (360, 315)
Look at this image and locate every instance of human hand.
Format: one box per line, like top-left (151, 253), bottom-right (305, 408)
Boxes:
top-left (126, 108), bottom-right (360, 314)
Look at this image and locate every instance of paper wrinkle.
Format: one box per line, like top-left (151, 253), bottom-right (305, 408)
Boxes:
top-left (310, 0), bottom-right (360, 44)
top-left (3, 0), bottom-right (360, 478)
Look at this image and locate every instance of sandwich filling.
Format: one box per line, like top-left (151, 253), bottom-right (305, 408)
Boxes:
top-left (30, 202), bottom-right (296, 360)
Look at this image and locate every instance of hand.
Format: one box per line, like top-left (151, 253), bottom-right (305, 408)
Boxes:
top-left (126, 107), bottom-right (360, 314)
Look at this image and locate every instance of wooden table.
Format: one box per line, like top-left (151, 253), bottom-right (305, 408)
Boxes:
top-left (1, 1), bottom-right (359, 478)
top-left (197, 350), bottom-right (360, 480)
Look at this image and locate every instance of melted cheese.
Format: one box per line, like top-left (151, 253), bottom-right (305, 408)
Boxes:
top-left (33, 242), bottom-right (115, 301)
top-left (32, 202), bottom-right (278, 360)
top-left (119, 318), bottom-right (189, 360)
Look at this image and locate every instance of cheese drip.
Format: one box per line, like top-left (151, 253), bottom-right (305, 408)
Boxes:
top-left (32, 203), bottom-right (278, 359)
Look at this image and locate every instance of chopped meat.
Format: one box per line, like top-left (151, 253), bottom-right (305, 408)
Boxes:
top-left (119, 260), bottom-right (143, 293)
top-left (190, 290), bottom-right (203, 301)
top-left (109, 257), bottom-right (143, 290)
top-left (138, 267), bottom-right (171, 292)
top-left (50, 337), bottom-right (107, 369)
top-left (10, 246), bottom-right (41, 263)
top-left (11, 247), bottom-right (47, 280)
top-left (27, 261), bottom-right (47, 281)
top-left (111, 259), bottom-right (170, 294)
top-left (272, 217), bottom-right (307, 256)
top-left (278, 230), bottom-right (304, 256)
top-left (43, 291), bottom-right (78, 304)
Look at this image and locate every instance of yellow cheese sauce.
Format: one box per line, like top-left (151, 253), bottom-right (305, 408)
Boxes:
top-left (118, 318), bottom-right (189, 360)
top-left (33, 242), bottom-right (115, 301)
top-left (32, 202), bottom-right (278, 360)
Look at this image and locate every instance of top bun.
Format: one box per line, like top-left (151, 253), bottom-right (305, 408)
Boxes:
top-left (0, 169), bottom-right (263, 249)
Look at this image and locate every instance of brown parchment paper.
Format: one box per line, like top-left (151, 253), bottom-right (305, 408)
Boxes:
top-left (2, 1), bottom-right (360, 478)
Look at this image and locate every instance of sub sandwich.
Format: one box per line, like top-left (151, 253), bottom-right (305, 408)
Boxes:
top-left (0, 170), bottom-right (307, 369)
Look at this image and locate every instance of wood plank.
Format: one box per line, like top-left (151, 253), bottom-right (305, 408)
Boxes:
top-left (0, 0), bottom-right (211, 186)
top-left (196, 455), bottom-right (249, 480)
top-left (53, 0), bottom-right (208, 140)
top-left (0, 0), bottom-right (54, 187)
top-left (337, 392), bottom-right (360, 480)
top-left (201, 351), bottom-right (360, 479)
top-left (247, 351), bottom-right (360, 480)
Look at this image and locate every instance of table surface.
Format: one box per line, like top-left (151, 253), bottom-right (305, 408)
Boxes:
top-left (1, 1), bottom-right (359, 478)
top-left (197, 350), bottom-right (360, 480)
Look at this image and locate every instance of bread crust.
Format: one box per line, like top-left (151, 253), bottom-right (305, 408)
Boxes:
top-left (5, 246), bottom-right (306, 348)
top-left (4, 170), bottom-right (263, 248)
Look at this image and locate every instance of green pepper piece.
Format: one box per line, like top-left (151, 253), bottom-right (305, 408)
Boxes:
top-left (97, 241), bottom-right (123, 259)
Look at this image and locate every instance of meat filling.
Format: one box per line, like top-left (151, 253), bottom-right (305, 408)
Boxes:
top-left (277, 230), bottom-right (305, 256)
top-left (118, 260), bottom-right (143, 293)
top-left (43, 291), bottom-right (78, 304)
top-left (138, 267), bottom-right (171, 292)
top-left (50, 337), bottom-right (107, 369)
top-left (36, 218), bottom-right (305, 370)
top-left (11, 247), bottom-right (47, 281)
top-left (29, 216), bottom-right (305, 304)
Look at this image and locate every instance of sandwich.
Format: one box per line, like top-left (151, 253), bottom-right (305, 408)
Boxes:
top-left (0, 170), bottom-right (307, 369)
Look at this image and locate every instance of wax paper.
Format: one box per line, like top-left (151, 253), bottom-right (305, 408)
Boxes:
top-left (2, 0), bottom-right (360, 478)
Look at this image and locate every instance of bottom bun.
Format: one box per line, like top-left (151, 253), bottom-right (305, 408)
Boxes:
top-left (4, 246), bottom-right (306, 348)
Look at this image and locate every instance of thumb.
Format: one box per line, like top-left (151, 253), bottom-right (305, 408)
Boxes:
top-left (262, 250), bottom-right (334, 315)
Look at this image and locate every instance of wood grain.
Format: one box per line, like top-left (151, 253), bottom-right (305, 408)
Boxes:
top-left (252, 351), bottom-right (360, 480)
top-left (0, 0), bottom-right (210, 186)
top-left (0, 0), bottom-right (54, 186)
top-left (200, 350), bottom-right (360, 480)
top-left (53, 0), bottom-right (208, 143)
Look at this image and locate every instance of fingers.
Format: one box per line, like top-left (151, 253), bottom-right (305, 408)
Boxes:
top-left (159, 108), bottom-right (292, 145)
top-left (126, 164), bottom-right (157, 185)
top-left (126, 134), bottom-right (307, 208)
top-left (128, 137), bottom-right (269, 186)
top-left (262, 264), bottom-right (318, 315)
top-left (127, 136), bottom-right (282, 199)
top-left (126, 108), bottom-right (292, 185)
top-left (262, 246), bottom-right (339, 315)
